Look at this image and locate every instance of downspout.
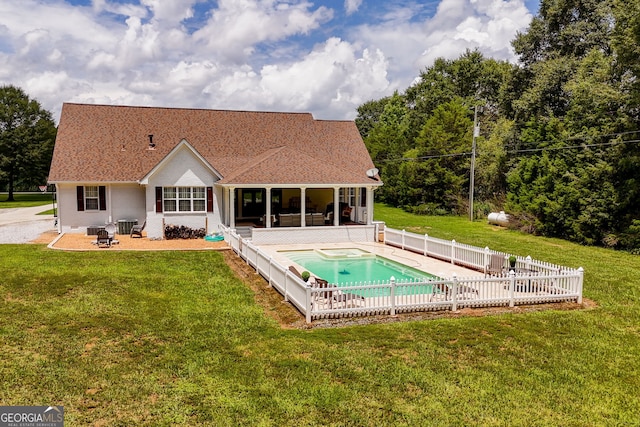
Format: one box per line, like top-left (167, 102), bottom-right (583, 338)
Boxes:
top-left (55, 183), bottom-right (61, 233)
top-left (108, 184), bottom-right (113, 224)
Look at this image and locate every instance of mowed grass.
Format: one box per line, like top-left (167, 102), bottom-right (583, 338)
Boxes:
top-left (0, 192), bottom-right (53, 208)
top-left (0, 204), bottom-right (639, 425)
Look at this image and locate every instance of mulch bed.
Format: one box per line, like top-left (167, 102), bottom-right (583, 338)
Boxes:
top-left (35, 231), bottom-right (229, 251)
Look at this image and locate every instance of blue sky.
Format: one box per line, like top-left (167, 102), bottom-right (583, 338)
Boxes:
top-left (0, 1), bottom-right (539, 121)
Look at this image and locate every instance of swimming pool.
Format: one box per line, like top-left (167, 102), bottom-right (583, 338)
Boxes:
top-left (280, 248), bottom-right (441, 289)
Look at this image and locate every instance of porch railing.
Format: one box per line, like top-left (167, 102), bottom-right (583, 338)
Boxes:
top-left (220, 225), bottom-right (584, 323)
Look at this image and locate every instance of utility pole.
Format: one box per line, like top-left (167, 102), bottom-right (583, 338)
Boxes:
top-left (469, 105), bottom-right (479, 221)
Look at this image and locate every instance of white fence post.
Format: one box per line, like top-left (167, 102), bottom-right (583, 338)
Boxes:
top-left (306, 286), bottom-right (312, 323)
top-left (526, 255), bottom-right (532, 270)
top-left (284, 272), bottom-right (289, 302)
top-left (424, 234), bottom-right (428, 256)
top-left (484, 247), bottom-right (490, 274)
top-left (268, 257), bottom-right (273, 287)
top-left (451, 240), bottom-right (456, 265)
top-left (390, 276), bottom-right (396, 316)
top-left (451, 274), bottom-right (458, 311)
top-left (509, 270), bottom-right (516, 307)
top-left (577, 267), bottom-right (584, 304)
top-left (402, 230), bottom-right (406, 250)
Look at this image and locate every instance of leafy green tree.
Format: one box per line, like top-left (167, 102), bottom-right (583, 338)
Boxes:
top-left (355, 0), bottom-right (640, 250)
top-left (406, 49), bottom-right (512, 117)
top-left (355, 97), bottom-right (392, 140)
top-left (612, 0), bottom-right (640, 112)
top-left (474, 118), bottom-right (512, 204)
top-left (564, 50), bottom-right (628, 131)
top-left (0, 86), bottom-right (56, 200)
top-left (361, 93), bottom-right (412, 204)
top-left (510, 0), bottom-right (616, 122)
top-left (397, 99), bottom-right (473, 213)
top-left (512, 0), bottom-right (614, 66)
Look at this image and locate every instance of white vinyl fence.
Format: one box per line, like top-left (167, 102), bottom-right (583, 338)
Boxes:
top-left (220, 225), bottom-right (584, 323)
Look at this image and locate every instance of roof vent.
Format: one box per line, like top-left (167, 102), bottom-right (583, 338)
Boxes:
top-left (148, 134), bottom-right (155, 150)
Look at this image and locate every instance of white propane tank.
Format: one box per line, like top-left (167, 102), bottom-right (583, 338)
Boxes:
top-left (488, 211), bottom-right (510, 226)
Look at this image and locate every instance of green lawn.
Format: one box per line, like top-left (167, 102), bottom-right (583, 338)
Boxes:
top-left (1, 204), bottom-right (639, 425)
top-left (0, 192), bottom-right (54, 208)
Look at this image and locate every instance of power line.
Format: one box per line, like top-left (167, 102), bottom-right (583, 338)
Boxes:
top-left (506, 138), bottom-right (640, 154)
top-left (504, 130), bottom-right (640, 150)
top-left (380, 152), bottom-right (472, 163)
top-left (377, 137), bottom-right (640, 163)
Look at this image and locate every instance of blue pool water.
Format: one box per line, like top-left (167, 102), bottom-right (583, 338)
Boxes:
top-left (280, 248), bottom-right (441, 291)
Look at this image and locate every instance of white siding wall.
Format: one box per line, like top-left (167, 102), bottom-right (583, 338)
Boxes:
top-left (56, 183), bottom-right (145, 234)
top-left (111, 184), bottom-right (146, 227)
top-left (56, 146), bottom-right (221, 238)
top-left (145, 146), bottom-right (221, 239)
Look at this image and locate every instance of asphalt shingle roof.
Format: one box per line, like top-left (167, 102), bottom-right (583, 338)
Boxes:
top-left (49, 103), bottom-right (381, 186)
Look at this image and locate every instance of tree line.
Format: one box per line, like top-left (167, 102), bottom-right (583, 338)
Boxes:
top-left (0, 85), bottom-right (56, 200)
top-left (356, 0), bottom-right (640, 252)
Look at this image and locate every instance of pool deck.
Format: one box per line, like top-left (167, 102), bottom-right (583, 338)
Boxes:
top-left (256, 241), bottom-right (485, 280)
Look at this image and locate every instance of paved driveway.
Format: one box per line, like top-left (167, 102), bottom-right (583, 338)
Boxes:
top-left (0, 205), bottom-right (57, 243)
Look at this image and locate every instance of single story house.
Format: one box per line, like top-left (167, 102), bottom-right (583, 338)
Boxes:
top-left (48, 103), bottom-right (383, 244)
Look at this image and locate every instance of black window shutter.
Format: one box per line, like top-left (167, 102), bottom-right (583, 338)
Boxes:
top-left (155, 187), bottom-right (163, 213)
top-left (76, 186), bottom-right (84, 211)
top-left (207, 187), bottom-right (214, 212)
top-left (98, 186), bottom-right (106, 211)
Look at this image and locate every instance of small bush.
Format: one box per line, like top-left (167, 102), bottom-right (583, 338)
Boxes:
top-left (164, 224), bottom-right (207, 239)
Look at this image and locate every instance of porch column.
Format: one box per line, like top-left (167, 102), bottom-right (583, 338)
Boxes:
top-left (229, 187), bottom-right (236, 229)
top-left (265, 187), bottom-right (272, 228)
top-left (355, 187), bottom-right (361, 223)
top-left (366, 186), bottom-right (374, 225)
top-left (333, 187), bottom-right (340, 226)
top-left (300, 187), bottom-right (306, 227)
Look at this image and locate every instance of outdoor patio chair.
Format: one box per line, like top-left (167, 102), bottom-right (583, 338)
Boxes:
top-left (288, 265), bottom-right (304, 280)
top-left (96, 229), bottom-right (111, 248)
top-left (430, 283), bottom-right (478, 301)
top-left (130, 220), bottom-right (146, 238)
top-left (485, 253), bottom-right (506, 277)
top-left (341, 206), bottom-right (353, 223)
top-left (105, 223), bottom-right (118, 244)
top-left (314, 277), bottom-right (365, 309)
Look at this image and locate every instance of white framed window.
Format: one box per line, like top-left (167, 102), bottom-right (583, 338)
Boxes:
top-left (85, 186), bottom-right (99, 210)
top-left (163, 187), bottom-right (206, 212)
top-left (348, 188), bottom-right (356, 207)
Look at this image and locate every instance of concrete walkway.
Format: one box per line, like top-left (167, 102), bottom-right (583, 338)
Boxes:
top-left (0, 205), bottom-right (57, 243)
top-left (0, 205), bottom-right (54, 225)
top-left (258, 241), bottom-right (484, 280)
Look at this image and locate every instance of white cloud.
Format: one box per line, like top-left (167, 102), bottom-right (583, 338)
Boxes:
top-left (140, 0), bottom-right (195, 26)
top-left (418, 0), bottom-right (531, 66)
top-left (193, 0), bottom-right (333, 63)
top-left (345, 0), bottom-right (363, 15)
top-left (198, 38), bottom-right (390, 119)
top-left (0, 0), bottom-right (532, 122)
top-left (352, 0), bottom-right (531, 86)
